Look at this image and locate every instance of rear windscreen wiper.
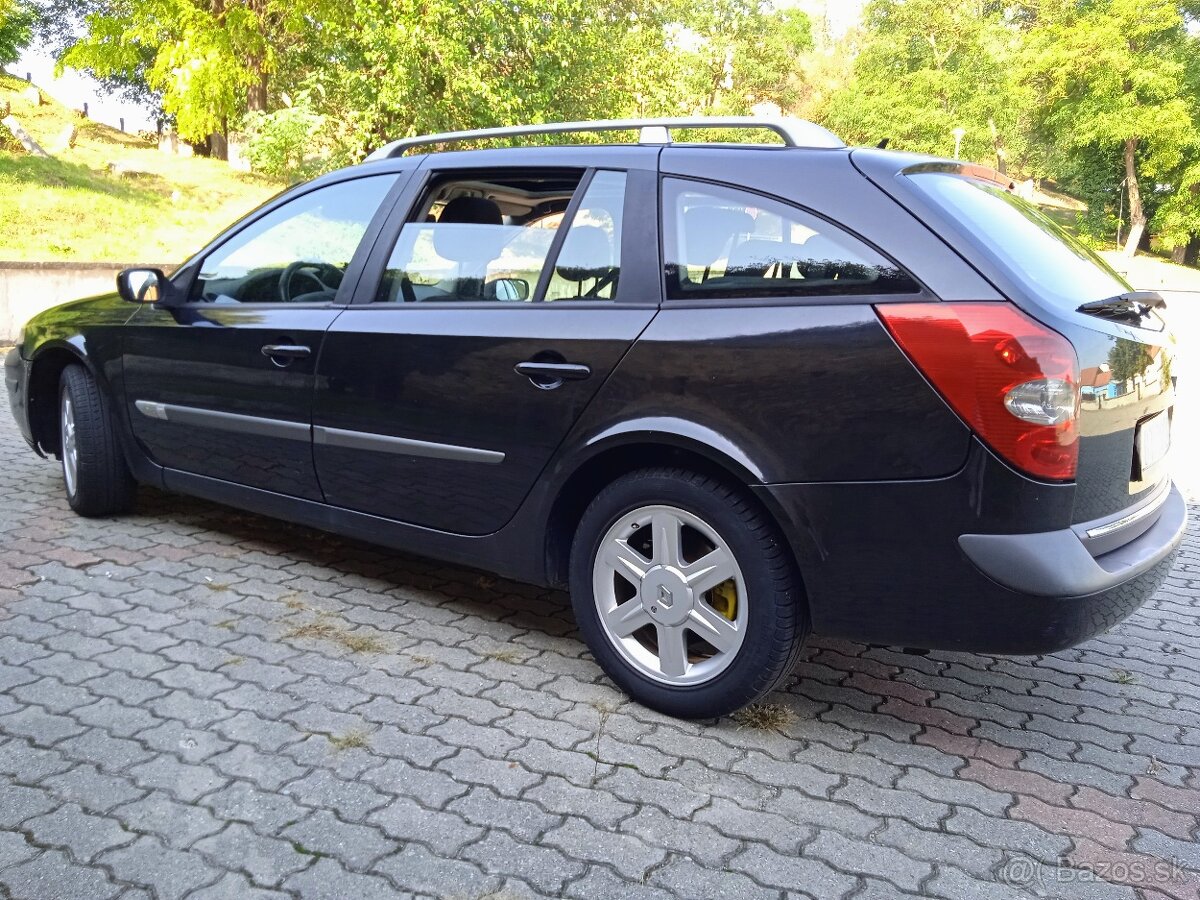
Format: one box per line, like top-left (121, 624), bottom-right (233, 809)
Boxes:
top-left (1077, 290), bottom-right (1166, 314)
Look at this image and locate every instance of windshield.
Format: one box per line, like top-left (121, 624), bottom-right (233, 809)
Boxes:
top-left (908, 172), bottom-right (1131, 311)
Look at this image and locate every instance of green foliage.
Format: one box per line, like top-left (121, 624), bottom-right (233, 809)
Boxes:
top-left (25, 0), bottom-right (1200, 262)
top-left (241, 91), bottom-right (325, 180)
top-left (0, 0), bottom-right (35, 66)
top-left (821, 0), bottom-right (1031, 166)
top-left (60, 0), bottom-right (303, 143)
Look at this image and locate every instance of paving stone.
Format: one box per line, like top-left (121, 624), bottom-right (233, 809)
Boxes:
top-left (650, 856), bottom-right (782, 900)
top-left (192, 823), bottom-right (311, 887)
top-left (0, 782), bottom-right (61, 826)
top-left (0, 737), bottom-right (73, 781)
top-left (281, 809), bottom-right (398, 872)
top-left (127, 755), bottom-right (228, 803)
top-left (99, 836), bottom-right (220, 900)
top-left (184, 871), bottom-right (292, 900)
top-left (3, 407), bottom-right (1200, 900)
top-left (373, 844), bottom-right (502, 897)
top-left (462, 829), bottom-right (586, 895)
top-left (42, 764), bottom-right (145, 814)
top-left (542, 818), bottom-right (668, 880)
top-left (112, 791), bottom-right (223, 849)
top-left (207, 743), bottom-right (306, 792)
top-left (359, 758), bottom-right (470, 808)
top-left (368, 796), bottom-right (483, 854)
top-left (24, 802), bottom-right (136, 863)
top-left (437, 747), bottom-right (541, 797)
top-left (283, 768), bottom-right (390, 822)
top-left (0, 848), bottom-right (121, 900)
top-left (200, 781), bottom-right (310, 833)
top-left (806, 830), bottom-right (933, 892)
top-left (0, 830), bottom-right (38, 869)
top-left (55, 729), bottom-right (153, 773)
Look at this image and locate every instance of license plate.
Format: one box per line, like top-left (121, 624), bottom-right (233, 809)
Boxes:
top-left (1136, 412), bottom-right (1171, 472)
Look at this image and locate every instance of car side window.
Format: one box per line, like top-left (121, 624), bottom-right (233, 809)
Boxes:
top-left (194, 174), bottom-right (398, 304)
top-left (545, 170), bottom-right (626, 301)
top-left (663, 178), bottom-right (920, 300)
top-left (376, 170), bottom-right (611, 303)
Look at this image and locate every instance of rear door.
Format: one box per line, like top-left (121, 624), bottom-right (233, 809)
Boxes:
top-left (122, 172), bottom-right (405, 500)
top-left (312, 147), bottom-right (660, 534)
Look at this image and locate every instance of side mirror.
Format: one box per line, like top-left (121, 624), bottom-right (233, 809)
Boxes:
top-left (116, 268), bottom-right (172, 305)
top-left (486, 277), bottom-right (530, 302)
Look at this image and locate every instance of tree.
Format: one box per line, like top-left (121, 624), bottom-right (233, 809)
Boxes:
top-left (661, 1), bottom-right (813, 115)
top-left (819, 0), bottom-right (1031, 167)
top-left (1019, 0), bottom-right (1200, 255)
top-left (0, 0), bottom-right (35, 67)
top-left (57, 0), bottom-right (307, 150)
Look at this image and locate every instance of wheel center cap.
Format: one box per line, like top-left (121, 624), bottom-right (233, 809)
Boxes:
top-left (641, 567), bottom-right (692, 626)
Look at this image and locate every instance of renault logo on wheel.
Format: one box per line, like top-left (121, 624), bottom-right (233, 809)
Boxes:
top-left (658, 583), bottom-right (674, 608)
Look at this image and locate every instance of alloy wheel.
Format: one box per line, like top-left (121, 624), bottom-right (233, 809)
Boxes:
top-left (591, 504), bottom-right (747, 686)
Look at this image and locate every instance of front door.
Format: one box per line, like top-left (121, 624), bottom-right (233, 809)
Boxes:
top-left (122, 173), bottom-right (404, 500)
top-left (313, 151), bottom-right (660, 533)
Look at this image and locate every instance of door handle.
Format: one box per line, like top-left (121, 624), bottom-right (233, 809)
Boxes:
top-left (261, 344), bottom-right (311, 365)
top-left (514, 361), bottom-right (592, 389)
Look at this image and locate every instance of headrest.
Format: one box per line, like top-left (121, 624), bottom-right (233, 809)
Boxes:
top-left (439, 196), bottom-right (503, 226)
top-left (797, 233), bottom-right (849, 265)
top-left (681, 206), bottom-right (755, 266)
top-left (432, 195), bottom-right (506, 262)
top-left (726, 239), bottom-right (795, 278)
top-left (555, 225), bottom-right (612, 282)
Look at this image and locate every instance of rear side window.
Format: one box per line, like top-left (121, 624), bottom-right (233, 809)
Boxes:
top-left (663, 178), bottom-right (919, 300)
top-left (908, 172), bottom-right (1131, 310)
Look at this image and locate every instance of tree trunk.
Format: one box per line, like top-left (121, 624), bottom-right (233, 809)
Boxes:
top-left (246, 64), bottom-right (268, 113)
top-left (988, 119), bottom-right (1006, 176)
top-left (1122, 137), bottom-right (1146, 257)
top-left (1175, 235), bottom-right (1200, 267)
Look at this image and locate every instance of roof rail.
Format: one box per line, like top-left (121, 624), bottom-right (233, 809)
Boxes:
top-left (364, 116), bottom-right (844, 160)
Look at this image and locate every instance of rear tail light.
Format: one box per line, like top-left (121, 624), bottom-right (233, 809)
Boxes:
top-left (877, 303), bottom-right (1080, 481)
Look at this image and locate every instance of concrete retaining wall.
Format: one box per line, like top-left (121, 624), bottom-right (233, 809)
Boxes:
top-left (0, 262), bottom-right (170, 343)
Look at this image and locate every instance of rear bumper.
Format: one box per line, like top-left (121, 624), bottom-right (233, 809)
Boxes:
top-left (959, 482), bottom-right (1185, 598)
top-left (757, 442), bottom-right (1184, 655)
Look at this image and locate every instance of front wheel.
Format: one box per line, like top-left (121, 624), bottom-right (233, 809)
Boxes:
top-left (569, 468), bottom-right (808, 719)
top-left (59, 365), bottom-right (137, 517)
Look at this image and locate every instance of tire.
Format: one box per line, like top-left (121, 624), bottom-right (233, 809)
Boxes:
top-left (569, 467), bottom-right (808, 719)
top-left (58, 364), bottom-right (137, 517)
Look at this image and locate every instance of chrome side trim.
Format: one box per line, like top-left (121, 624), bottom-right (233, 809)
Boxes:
top-left (1085, 480), bottom-right (1172, 541)
top-left (134, 400), bottom-right (309, 441)
top-left (134, 400), bottom-right (168, 420)
top-left (313, 425), bottom-right (504, 465)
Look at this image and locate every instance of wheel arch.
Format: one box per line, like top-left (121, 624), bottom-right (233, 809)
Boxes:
top-left (26, 341), bottom-right (95, 456)
top-left (541, 425), bottom-right (798, 588)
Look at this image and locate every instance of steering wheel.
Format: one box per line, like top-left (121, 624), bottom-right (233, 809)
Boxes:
top-left (278, 261), bottom-right (342, 302)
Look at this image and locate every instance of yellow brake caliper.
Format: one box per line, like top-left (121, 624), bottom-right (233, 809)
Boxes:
top-left (710, 579), bottom-right (738, 621)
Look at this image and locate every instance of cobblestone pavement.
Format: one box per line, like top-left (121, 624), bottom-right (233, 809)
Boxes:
top-left (1, 414), bottom-right (1199, 900)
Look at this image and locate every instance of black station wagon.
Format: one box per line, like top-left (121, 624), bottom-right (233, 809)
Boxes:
top-left (5, 117), bottom-right (1185, 717)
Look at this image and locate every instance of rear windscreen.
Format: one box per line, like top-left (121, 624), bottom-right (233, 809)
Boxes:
top-left (908, 172), bottom-right (1131, 310)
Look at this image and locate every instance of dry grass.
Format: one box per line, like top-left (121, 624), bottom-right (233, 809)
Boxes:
top-left (283, 617), bottom-right (386, 654)
top-left (280, 592), bottom-right (309, 611)
top-left (481, 648), bottom-right (526, 664)
top-left (328, 729), bottom-right (371, 752)
top-left (731, 702), bottom-right (796, 731)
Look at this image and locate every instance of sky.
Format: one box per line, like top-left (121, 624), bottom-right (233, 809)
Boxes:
top-left (10, 0), bottom-right (869, 134)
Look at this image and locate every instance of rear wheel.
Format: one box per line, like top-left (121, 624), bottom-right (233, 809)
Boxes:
top-left (570, 468), bottom-right (808, 718)
top-left (59, 365), bottom-right (137, 517)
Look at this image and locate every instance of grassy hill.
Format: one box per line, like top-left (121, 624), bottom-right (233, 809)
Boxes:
top-left (0, 72), bottom-right (282, 263)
